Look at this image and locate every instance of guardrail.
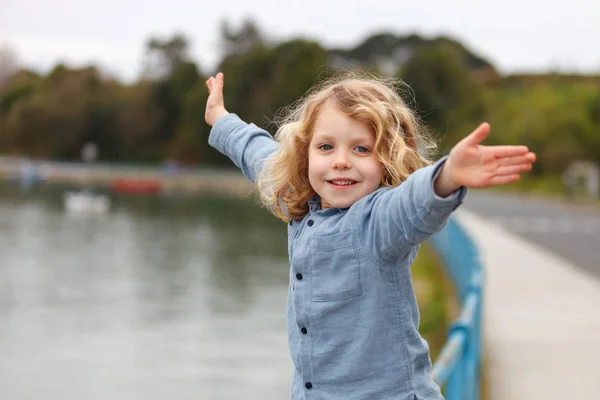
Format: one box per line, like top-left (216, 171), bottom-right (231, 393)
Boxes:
top-left (429, 217), bottom-right (483, 400)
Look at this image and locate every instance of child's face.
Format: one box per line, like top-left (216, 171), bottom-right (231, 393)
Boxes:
top-left (308, 104), bottom-right (384, 209)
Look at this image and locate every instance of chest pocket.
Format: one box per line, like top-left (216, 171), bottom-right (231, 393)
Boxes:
top-left (310, 231), bottom-right (362, 302)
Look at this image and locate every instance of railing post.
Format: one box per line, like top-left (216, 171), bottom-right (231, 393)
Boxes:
top-left (468, 262), bottom-right (483, 400)
top-left (445, 317), bottom-right (470, 399)
top-left (429, 218), bottom-right (484, 400)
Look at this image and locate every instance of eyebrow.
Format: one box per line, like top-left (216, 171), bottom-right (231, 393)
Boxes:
top-left (312, 133), bottom-right (336, 141)
top-left (313, 133), bottom-right (375, 145)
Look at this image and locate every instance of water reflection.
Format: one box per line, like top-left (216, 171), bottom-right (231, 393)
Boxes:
top-left (0, 183), bottom-right (293, 399)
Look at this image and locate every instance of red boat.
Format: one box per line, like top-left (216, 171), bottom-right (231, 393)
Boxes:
top-left (110, 178), bottom-right (162, 194)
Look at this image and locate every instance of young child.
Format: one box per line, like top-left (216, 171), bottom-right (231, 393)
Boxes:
top-left (204, 72), bottom-right (535, 399)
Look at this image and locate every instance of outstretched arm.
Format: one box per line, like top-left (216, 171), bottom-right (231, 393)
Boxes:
top-left (204, 73), bottom-right (279, 184)
top-left (359, 122), bottom-right (536, 266)
top-left (434, 122), bottom-right (536, 196)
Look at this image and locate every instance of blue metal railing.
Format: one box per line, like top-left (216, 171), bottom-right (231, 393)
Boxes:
top-left (429, 217), bottom-right (484, 400)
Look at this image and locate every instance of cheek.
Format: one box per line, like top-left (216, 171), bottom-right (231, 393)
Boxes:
top-left (377, 163), bottom-right (385, 179)
top-left (307, 152), bottom-right (315, 177)
top-left (307, 153), bottom-right (321, 188)
top-left (366, 161), bottom-right (385, 184)
top-left (308, 152), bottom-right (326, 176)
top-left (365, 158), bottom-right (383, 177)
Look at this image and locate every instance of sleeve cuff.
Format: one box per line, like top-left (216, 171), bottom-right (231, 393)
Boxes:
top-left (427, 156), bottom-right (467, 212)
top-left (208, 113), bottom-right (244, 154)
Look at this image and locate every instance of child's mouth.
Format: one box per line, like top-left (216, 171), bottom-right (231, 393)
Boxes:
top-left (327, 180), bottom-right (357, 188)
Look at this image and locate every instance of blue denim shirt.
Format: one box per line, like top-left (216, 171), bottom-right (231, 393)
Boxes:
top-left (209, 114), bottom-right (466, 399)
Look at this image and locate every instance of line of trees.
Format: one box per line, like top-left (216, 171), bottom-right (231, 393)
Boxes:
top-left (0, 20), bottom-right (599, 176)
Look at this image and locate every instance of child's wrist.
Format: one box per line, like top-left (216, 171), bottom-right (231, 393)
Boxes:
top-left (434, 158), bottom-right (461, 197)
top-left (215, 109), bottom-right (229, 122)
top-left (209, 109), bottom-right (229, 126)
top-left (445, 156), bottom-right (461, 188)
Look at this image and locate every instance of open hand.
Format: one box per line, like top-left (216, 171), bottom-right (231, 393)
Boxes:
top-left (445, 123), bottom-right (536, 189)
top-left (205, 72), bottom-right (229, 126)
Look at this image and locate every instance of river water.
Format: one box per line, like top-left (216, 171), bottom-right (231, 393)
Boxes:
top-left (0, 183), bottom-right (293, 399)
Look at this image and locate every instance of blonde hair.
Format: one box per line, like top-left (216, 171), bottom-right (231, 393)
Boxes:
top-left (257, 71), bottom-right (437, 222)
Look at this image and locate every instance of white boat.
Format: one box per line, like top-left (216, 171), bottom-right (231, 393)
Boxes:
top-left (64, 191), bottom-right (111, 213)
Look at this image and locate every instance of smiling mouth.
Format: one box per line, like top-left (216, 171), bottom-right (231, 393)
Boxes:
top-left (327, 179), bottom-right (357, 187)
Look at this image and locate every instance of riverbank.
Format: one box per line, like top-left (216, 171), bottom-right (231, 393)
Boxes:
top-left (0, 156), bottom-right (254, 196)
top-left (5, 156), bottom-right (598, 210)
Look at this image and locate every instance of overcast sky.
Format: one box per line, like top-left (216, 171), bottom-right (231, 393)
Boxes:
top-left (2, 0), bottom-right (599, 81)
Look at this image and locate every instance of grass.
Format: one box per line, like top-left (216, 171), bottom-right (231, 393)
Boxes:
top-left (412, 243), bottom-right (458, 361)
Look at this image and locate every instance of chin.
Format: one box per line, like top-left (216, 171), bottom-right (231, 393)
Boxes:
top-left (328, 198), bottom-right (357, 209)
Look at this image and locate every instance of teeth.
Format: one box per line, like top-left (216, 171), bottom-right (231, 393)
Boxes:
top-left (331, 180), bottom-right (355, 186)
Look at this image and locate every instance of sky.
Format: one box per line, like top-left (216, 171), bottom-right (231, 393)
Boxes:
top-left (1, 0), bottom-right (599, 82)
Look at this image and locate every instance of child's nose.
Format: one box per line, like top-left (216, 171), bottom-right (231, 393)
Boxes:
top-left (331, 152), bottom-right (351, 169)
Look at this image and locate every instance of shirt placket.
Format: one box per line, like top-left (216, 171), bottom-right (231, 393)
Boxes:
top-left (293, 214), bottom-right (317, 396)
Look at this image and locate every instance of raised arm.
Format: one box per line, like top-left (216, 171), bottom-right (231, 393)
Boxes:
top-left (358, 122), bottom-right (536, 266)
top-left (356, 158), bottom-right (465, 266)
top-left (205, 73), bottom-right (278, 183)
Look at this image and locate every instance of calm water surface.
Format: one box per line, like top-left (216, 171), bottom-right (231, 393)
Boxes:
top-left (0, 183), bottom-right (292, 399)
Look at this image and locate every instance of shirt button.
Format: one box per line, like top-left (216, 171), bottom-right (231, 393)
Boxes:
top-left (307, 219), bottom-right (314, 227)
top-left (296, 273), bottom-right (303, 280)
top-left (301, 327), bottom-right (308, 334)
top-left (305, 382), bottom-right (313, 389)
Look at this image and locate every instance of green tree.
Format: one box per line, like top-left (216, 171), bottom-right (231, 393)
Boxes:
top-left (142, 34), bottom-right (204, 161)
top-left (482, 83), bottom-right (593, 174)
top-left (171, 81), bottom-right (226, 164)
top-left (398, 43), bottom-right (484, 146)
top-left (219, 39), bottom-right (328, 127)
top-left (4, 69), bottom-right (91, 158)
top-left (144, 33), bottom-right (190, 79)
top-left (219, 18), bottom-right (265, 57)
top-left (112, 82), bottom-right (162, 161)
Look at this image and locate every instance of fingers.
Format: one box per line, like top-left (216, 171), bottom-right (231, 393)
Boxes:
top-left (205, 77), bottom-right (214, 91)
top-left (497, 151), bottom-right (536, 165)
top-left (491, 146), bottom-right (531, 158)
top-left (497, 163), bottom-right (532, 176)
top-left (205, 72), bottom-right (224, 94)
top-left (216, 72), bottom-right (224, 89)
top-left (463, 122), bottom-right (490, 146)
top-left (494, 151), bottom-right (535, 178)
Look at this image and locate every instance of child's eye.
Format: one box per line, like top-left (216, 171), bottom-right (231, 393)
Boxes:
top-left (319, 144), bottom-right (333, 151)
top-left (355, 146), bottom-right (370, 153)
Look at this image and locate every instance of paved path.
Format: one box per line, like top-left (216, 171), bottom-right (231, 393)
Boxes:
top-left (463, 191), bottom-right (600, 278)
top-left (455, 209), bottom-right (600, 400)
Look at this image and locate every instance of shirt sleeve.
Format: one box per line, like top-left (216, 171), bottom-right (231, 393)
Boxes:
top-left (208, 113), bottom-right (279, 184)
top-left (356, 156), bottom-right (467, 266)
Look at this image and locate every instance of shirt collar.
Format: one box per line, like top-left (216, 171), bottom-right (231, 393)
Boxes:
top-left (307, 194), bottom-right (348, 215)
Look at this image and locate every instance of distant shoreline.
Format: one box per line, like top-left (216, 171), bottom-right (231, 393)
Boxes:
top-left (0, 156), bottom-right (254, 196)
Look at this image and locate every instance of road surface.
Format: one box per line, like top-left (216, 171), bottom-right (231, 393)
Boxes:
top-left (463, 191), bottom-right (600, 278)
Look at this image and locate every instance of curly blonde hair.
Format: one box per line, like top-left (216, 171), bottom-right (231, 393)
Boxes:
top-left (257, 71), bottom-right (437, 222)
